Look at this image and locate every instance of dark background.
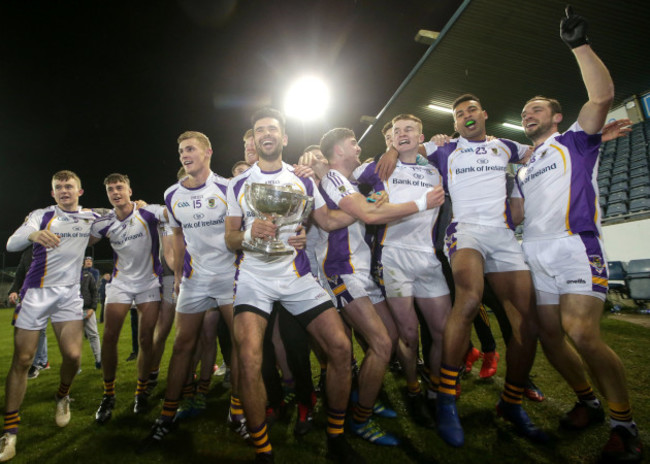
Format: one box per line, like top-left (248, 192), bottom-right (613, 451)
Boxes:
top-left (1, 0), bottom-right (462, 264)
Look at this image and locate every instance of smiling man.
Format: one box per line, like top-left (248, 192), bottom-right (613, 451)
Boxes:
top-left (138, 131), bottom-right (243, 452)
top-left (354, 114), bottom-right (451, 425)
top-left (419, 94), bottom-right (545, 448)
top-left (319, 125), bottom-right (445, 439)
top-left (510, 7), bottom-right (642, 463)
top-left (89, 173), bottom-right (167, 423)
top-left (376, 96), bottom-right (543, 446)
top-left (2, 171), bottom-right (102, 462)
top-left (225, 108), bottom-right (367, 463)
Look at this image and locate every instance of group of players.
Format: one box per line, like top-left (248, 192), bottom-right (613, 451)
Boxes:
top-left (0, 7), bottom-right (644, 464)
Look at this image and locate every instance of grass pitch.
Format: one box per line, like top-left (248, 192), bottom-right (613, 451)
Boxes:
top-left (0, 306), bottom-right (647, 463)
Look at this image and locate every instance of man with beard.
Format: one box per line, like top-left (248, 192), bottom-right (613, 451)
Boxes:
top-left (225, 108), bottom-right (364, 463)
top-left (510, 7), bottom-right (642, 463)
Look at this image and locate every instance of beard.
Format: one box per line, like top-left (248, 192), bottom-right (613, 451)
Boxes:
top-left (255, 139), bottom-right (283, 162)
top-left (524, 119), bottom-right (553, 142)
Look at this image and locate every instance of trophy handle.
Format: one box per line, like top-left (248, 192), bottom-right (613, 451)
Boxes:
top-left (276, 195), bottom-right (314, 228)
top-left (244, 184), bottom-right (262, 218)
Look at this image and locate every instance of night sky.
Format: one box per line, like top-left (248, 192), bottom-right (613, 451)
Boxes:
top-left (1, 0), bottom-right (462, 265)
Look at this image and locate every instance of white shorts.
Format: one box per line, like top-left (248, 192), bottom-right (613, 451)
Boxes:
top-left (161, 275), bottom-right (175, 304)
top-left (382, 246), bottom-right (450, 299)
top-left (105, 278), bottom-right (161, 305)
top-left (522, 233), bottom-right (608, 305)
top-left (445, 222), bottom-right (529, 273)
top-left (176, 270), bottom-right (235, 314)
top-left (14, 284), bottom-right (83, 330)
top-left (325, 271), bottom-right (384, 310)
top-left (234, 268), bottom-right (333, 318)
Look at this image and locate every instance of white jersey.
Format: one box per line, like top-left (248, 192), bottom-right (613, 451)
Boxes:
top-left (513, 121), bottom-right (602, 241)
top-left (7, 205), bottom-right (100, 289)
top-left (319, 169), bottom-right (372, 277)
top-left (354, 159), bottom-right (442, 252)
top-left (91, 204), bottom-right (166, 287)
top-left (164, 172), bottom-right (234, 278)
top-left (424, 137), bottom-right (528, 228)
top-left (227, 162), bottom-right (323, 278)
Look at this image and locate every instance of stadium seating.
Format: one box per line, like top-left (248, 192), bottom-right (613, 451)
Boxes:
top-left (630, 197), bottom-right (650, 213)
top-left (606, 202), bottom-right (628, 217)
top-left (626, 259), bottom-right (650, 302)
top-left (608, 260), bottom-right (628, 296)
top-left (598, 121), bottom-right (650, 220)
top-left (608, 191), bottom-right (628, 204)
top-left (630, 184), bottom-right (650, 200)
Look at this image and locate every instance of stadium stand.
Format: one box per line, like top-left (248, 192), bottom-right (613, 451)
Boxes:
top-left (626, 259), bottom-right (650, 303)
top-left (599, 121), bottom-right (650, 221)
top-left (608, 261), bottom-right (629, 297)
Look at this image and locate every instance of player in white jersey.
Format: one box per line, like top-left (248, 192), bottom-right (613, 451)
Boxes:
top-left (89, 173), bottom-right (167, 423)
top-left (319, 127), bottom-right (444, 439)
top-left (225, 108), bottom-right (369, 464)
top-left (430, 95), bottom-right (545, 447)
top-left (1, 171), bottom-right (102, 462)
top-left (138, 131), bottom-right (243, 452)
top-left (355, 114), bottom-right (451, 419)
top-left (509, 8), bottom-right (641, 463)
top-left (376, 95), bottom-right (544, 447)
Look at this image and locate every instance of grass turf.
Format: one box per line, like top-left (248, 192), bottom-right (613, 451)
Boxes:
top-left (0, 306), bottom-right (647, 463)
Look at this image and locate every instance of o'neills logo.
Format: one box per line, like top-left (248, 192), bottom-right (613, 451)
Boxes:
top-left (566, 278), bottom-right (586, 284)
top-left (589, 255), bottom-right (605, 273)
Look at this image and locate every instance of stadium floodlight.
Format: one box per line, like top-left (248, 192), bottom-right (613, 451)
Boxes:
top-left (427, 104), bottom-right (453, 114)
top-left (502, 122), bottom-right (525, 131)
top-left (284, 76), bottom-right (329, 121)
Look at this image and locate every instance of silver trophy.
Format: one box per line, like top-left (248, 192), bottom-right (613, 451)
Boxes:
top-left (242, 183), bottom-right (314, 255)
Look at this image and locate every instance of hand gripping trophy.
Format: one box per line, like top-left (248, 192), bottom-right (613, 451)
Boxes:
top-left (242, 183), bottom-right (314, 255)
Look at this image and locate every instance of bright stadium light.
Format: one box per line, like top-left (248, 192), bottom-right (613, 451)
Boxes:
top-left (284, 76), bottom-right (330, 120)
top-left (427, 104), bottom-right (453, 114)
top-left (502, 122), bottom-right (525, 131)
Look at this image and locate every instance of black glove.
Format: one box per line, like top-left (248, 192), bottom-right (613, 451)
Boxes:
top-left (560, 5), bottom-right (590, 49)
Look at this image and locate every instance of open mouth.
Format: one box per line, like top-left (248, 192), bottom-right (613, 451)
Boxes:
top-left (465, 119), bottom-right (476, 128)
top-left (398, 139), bottom-right (409, 146)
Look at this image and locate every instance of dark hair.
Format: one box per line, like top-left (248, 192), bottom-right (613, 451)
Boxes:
top-left (381, 121), bottom-right (393, 135)
top-left (452, 93), bottom-right (482, 110)
top-left (524, 95), bottom-right (562, 115)
top-left (251, 107), bottom-right (286, 133)
top-left (231, 160), bottom-right (250, 175)
top-left (320, 128), bottom-right (356, 159)
top-left (103, 173), bottom-right (130, 186)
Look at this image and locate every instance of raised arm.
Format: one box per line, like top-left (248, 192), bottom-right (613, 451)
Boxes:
top-left (561, 6), bottom-right (614, 134)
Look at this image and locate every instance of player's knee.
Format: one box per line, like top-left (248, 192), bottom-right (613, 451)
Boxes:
top-left (402, 327), bottom-right (419, 348)
top-left (62, 349), bottom-right (82, 366)
top-left (367, 332), bottom-right (392, 363)
top-left (102, 328), bottom-right (120, 345)
top-left (325, 334), bottom-right (351, 367)
top-left (171, 338), bottom-right (194, 357)
top-left (567, 328), bottom-right (599, 356)
top-left (452, 298), bottom-right (481, 323)
top-left (14, 351), bottom-right (35, 370)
